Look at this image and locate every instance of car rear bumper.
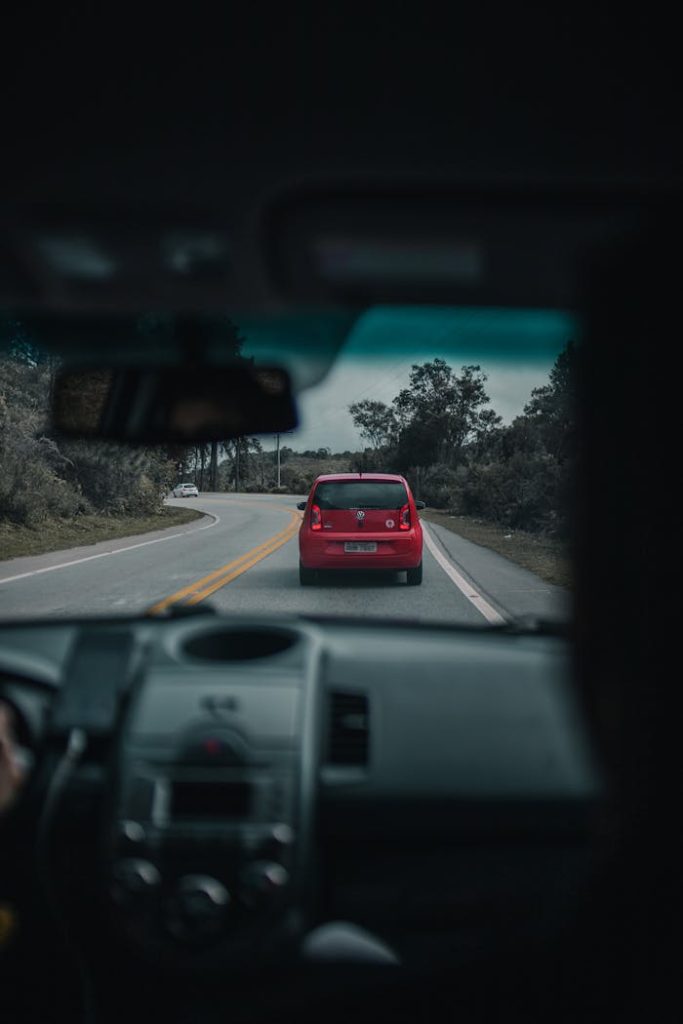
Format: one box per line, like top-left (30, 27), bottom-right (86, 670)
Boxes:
top-left (300, 529), bottom-right (422, 570)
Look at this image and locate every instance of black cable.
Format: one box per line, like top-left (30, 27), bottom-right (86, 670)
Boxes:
top-left (35, 728), bottom-right (97, 1023)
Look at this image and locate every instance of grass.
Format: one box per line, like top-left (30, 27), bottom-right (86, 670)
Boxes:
top-left (421, 510), bottom-right (572, 588)
top-left (0, 507), bottom-right (205, 562)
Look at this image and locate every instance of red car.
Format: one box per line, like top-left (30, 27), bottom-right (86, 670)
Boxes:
top-left (297, 473), bottom-right (425, 586)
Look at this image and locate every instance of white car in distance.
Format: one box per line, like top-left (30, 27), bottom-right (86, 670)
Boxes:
top-left (172, 482), bottom-right (199, 498)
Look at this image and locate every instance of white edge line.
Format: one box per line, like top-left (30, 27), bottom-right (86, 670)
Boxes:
top-left (0, 513), bottom-right (220, 586)
top-left (422, 523), bottom-right (506, 625)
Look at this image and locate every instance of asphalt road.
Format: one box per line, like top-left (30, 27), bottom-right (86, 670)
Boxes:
top-left (0, 494), bottom-right (569, 624)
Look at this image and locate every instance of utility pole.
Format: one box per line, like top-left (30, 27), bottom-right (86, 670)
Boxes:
top-left (276, 433), bottom-right (281, 488)
top-left (199, 445), bottom-right (206, 491)
top-left (209, 441), bottom-right (218, 492)
top-left (235, 439), bottom-right (240, 492)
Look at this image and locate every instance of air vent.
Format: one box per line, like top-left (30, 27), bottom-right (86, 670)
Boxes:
top-left (328, 692), bottom-right (369, 765)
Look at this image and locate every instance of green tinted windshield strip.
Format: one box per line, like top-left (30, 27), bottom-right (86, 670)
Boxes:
top-left (346, 307), bottom-right (577, 361)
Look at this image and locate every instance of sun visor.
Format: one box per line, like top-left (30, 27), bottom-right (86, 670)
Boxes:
top-left (264, 184), bottom-right (677, 309)
top-left (0, 206), bottom-right (238, 313)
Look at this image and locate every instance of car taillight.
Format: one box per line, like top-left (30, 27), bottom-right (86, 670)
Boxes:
top-left (399, 503), bottom-right (411, 530)
top-left (311, 504), bottom-right (322, 530)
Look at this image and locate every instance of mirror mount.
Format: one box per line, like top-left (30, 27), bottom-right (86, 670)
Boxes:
top-left (176, 314), bottom-right (210, 366)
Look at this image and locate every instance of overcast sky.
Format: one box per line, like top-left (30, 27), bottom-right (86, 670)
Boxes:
top-left (253, 306), bottom-right (574, 454)
top-left (272, 359), bottom-right (555, 453)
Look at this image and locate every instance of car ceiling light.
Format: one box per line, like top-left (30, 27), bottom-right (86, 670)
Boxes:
top-left (314, 237), bottom-right (484, 285)
top-left (37, 235), bottom-right (117, 280)
top-left (162, 233), bottom-right (230, 275)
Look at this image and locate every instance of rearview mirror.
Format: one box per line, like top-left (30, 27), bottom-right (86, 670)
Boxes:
top-left (415, 500), bottom-right (426, 510)
top-left (51, 363), bottom-right (298, 443)
top-left (296, 502), bottom-right (307, 511)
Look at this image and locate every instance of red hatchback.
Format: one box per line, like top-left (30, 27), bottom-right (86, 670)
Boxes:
top-left (297, 473), bottom-right (425, 586)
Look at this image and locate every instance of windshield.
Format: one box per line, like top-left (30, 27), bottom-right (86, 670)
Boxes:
top-left (0, 307), bottom-right (574, 626)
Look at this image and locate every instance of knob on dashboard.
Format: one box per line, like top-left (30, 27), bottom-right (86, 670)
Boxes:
top-left (165, 874), bottom-right (231, 942)
top-left (110, 858), bottom-right (161, 907)
top-left (239, 861), bottom-right (289, 908)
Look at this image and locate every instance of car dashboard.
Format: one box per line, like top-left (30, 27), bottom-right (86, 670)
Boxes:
top-left (0, 612), bottom-right (603, 1022)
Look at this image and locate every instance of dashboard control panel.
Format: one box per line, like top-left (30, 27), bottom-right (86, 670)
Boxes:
top-left (101, 626), bottom-right (320, 964)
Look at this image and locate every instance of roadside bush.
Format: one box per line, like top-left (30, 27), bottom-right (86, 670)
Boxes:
top-left (459, 453), bottom-right (569, 537)
top-left (123, 473), bottom-right (160, 516)
top-left (0, 458), bottom-right (87, 526)
top-left (351, 449), bottom-right (392, 473)
top-left (60, 442), bottom-right (174, 516)
top-left (280, 466), bottom-right (315, 493)
top-left (416, 464), bottom-right (462, 509)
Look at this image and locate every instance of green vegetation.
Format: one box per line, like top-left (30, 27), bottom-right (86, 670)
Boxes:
top-left (0, 338), bottom-right (178, 529)
top-left (0, 507), bottom-right (204, 561)
top-left (0, 315), bottom-right (248, 538)
top-left (349, 344), bottom-right (576, 542)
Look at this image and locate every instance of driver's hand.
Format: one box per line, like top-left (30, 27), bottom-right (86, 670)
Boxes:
top-left (0, 702), bottom-right (26, 815)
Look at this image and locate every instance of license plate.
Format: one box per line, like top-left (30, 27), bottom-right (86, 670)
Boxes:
top-left (344, 542), bottom-right (377, 553)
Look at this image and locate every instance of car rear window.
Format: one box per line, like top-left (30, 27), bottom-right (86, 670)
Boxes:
top-left (314, 481), bottom-right (408, 510)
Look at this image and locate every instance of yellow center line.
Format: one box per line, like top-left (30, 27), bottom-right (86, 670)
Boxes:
top-left (147, 507), bottom-right (302, 615)
top-left (185, 523), bottom-right (299, 604)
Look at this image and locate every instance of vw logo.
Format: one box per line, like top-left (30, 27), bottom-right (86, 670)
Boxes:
top-left (356, 509), bottom-right (365, 520)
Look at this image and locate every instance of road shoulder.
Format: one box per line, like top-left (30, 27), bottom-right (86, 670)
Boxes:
top-left (0, 510), bottom-right (215, 583)
top-left (425, 520), bottom-right (571, 623)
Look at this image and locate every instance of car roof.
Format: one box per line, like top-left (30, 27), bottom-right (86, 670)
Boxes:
top-left (313, 474), bottom-right (406, 483)
top-left (3, 12), bottom-right (676, 319)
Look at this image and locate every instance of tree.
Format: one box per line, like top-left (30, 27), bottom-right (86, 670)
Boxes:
top-left (167, 314), bottom-right (248, 491)
top-left (348, 400), bottom-right (398, 450)
top-left (218, 436), bottom-right (264, 491)
top-left (456, 342), bottom-right (578, 536)
top-left (393, 360), bottom-right (500, 470)
top-left (522, 340), bottom-right (577, 461)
